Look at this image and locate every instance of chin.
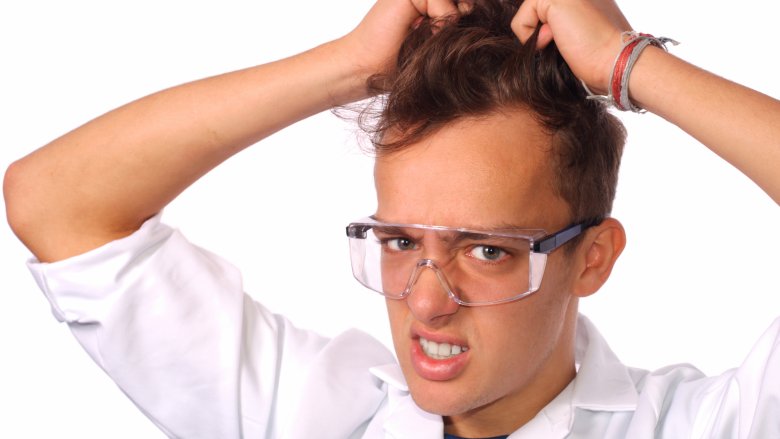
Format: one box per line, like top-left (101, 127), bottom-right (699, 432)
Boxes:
top-left (410, 391), bottom-right (464, 416)
top-left (406, 377), bottom-right (489, 417)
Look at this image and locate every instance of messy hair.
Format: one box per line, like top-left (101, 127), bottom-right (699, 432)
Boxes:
top-left (360, 0), bottom-right (626, 225)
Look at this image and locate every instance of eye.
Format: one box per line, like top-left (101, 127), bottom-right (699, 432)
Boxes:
top-left (468, 245), bottom-right (508, 262)
top-left (384, 237), bottom-right (417, 251)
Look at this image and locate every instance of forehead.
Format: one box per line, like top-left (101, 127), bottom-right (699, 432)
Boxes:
top-left (373, 109), bottom-right (569, 230)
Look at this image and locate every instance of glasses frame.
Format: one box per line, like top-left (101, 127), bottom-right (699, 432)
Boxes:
top-left (345, 216), bottom-right (601, 306)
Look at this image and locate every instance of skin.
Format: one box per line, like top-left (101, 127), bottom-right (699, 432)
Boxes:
top-left (511, 0), bottom-right (780, 204)
top-left (4, 0), bottom-right (778, 260)
top-left (3, 0), bottom-right (779, 436)
top-left (375, 111), bottom-right (625, 436)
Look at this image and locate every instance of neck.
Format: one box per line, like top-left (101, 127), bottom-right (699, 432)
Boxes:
top-left (444, 308), bottom-right (579, 437)
top-left (443, 364), bottom-right (575, 437)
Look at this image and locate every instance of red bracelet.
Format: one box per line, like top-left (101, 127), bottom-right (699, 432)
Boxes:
top-left (611, 36), bottom-right (644, 110)
top-left (583, 32), bottom-right (679, 113)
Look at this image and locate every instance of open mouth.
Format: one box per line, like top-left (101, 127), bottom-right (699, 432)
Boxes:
top-left (419, 337), bottom-right (469, 360)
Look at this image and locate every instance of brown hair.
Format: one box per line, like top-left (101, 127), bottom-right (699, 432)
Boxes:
top-left (360, 0), bottom-right (626, 226)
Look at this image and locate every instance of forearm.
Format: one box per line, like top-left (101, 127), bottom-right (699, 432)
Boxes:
top-left (4, 39), bottom-right (367, 262)
top-left (630, 47), bottom-right (780, 204)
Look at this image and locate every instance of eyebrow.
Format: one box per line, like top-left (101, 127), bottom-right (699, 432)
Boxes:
top-left (371, 225), bottom-right (533, 245)
top-left (371, 216), bottom-right (538, 233)
top-left (371, 225), bottom-right (412, 236)
top-left (480, 223), bottom-right (540, 233)
top-left (450, 231), bottom-right (493, 243)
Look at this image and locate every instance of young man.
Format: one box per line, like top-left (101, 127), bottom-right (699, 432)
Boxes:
top-left (4, 0), bottom-right (779, 438)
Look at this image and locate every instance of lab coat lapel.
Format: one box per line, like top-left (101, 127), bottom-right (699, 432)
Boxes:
top-left (383, 390), bottom-right (443, 438)
top-left (370, 364), bottom-right (444, 438)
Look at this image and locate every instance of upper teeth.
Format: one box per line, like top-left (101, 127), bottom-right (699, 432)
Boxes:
top-left (420, 337), bottom-right (468, 360)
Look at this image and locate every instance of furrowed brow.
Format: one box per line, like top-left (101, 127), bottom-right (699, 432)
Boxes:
top-left (448, 231), bottom-right (492, 243)
top-left (448, 231), bottom-right (528, 246)
top-left (372, 225), bottom-right (411, 236)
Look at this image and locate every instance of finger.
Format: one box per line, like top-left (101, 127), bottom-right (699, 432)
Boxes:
top-left (536, 23), bottom-right (554, 49)
top-left (511, 0), bottom-right (544, 44)
top-left (428, 0), bottom-right (459, 18)
top-left (457, 0), bottom-right (474, 15)
top-left (409, 0), bottom-right (459, 19)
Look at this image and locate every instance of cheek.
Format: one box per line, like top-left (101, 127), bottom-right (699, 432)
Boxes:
top-left (485, 301), bottom-right (551, 353)
top-left (480, 284), bottom-right (574, 369)
top-left (385, 299), bottom-right (409, 351)
top-left (544, 252), bottom-right (579, 293)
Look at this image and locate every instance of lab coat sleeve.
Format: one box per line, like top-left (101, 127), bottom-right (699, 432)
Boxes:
top-left (656, 318), bottom-right (780, 438)
top-left (26, 214), bottom-right (331, 438)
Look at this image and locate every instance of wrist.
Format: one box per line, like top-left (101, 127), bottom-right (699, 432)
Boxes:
top-left (311, 39), bottom-right (376, 107)
top-left (625, 46), bottom-right (680, 114)
top-left (583, 32), bottom-right (679, 112)
top-left (586, 36), bottom-right (626, 97)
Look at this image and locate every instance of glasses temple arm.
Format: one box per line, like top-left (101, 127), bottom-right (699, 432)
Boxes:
top-left (532, 218), bottom-right (602, 254)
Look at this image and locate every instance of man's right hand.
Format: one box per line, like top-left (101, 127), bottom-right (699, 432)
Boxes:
top-left (335, 0), bottom-right (464, 99)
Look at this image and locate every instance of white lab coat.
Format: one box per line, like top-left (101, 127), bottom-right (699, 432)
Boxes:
top-left (27, 214), bottom-right (780, 438)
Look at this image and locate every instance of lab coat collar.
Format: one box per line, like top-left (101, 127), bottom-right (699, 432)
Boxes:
top-left (571, 314), bottom-right (638, 411)
top-left (370, 363), bottom-right (408, 392)
top-left (370, 364), bottom-right (443, 438)
top-left (369, 313), bottom-right (638, 436)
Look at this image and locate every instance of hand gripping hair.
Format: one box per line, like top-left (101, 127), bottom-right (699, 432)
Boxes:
top-left (359, 0), bottom-right (627, 228)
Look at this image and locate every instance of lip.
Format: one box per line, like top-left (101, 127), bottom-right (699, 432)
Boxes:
top-left (409, 327), bottom-right (470, 381)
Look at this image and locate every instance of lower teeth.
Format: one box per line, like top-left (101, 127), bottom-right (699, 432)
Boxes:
top-left (426, 353), bottom-right (455, 360)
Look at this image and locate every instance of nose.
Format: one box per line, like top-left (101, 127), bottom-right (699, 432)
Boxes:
top-left (405, 260), bottom-right (460, 324)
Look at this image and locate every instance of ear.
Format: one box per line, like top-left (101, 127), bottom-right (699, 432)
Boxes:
top-left (571, 217), bottom-right (626, 298)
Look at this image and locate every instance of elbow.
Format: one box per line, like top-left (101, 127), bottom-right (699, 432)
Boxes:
top-left (3, 159), bottom-right (36, 243)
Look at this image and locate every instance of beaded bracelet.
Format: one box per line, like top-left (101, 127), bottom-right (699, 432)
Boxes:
top-left (583, 31), bottom-right (679, 113)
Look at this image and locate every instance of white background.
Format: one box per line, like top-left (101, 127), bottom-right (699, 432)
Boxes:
top-left (1, 0), bottom-right (778, 437)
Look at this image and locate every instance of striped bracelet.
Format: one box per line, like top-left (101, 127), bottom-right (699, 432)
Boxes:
top-left (583, 31), bottom-right (679, 113)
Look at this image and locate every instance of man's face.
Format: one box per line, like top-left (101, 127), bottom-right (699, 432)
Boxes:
top-left (374, 109), bottom-right (581, 428)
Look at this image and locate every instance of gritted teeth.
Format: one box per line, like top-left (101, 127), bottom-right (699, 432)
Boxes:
top-left (419, 337), bottom-right (469, 360)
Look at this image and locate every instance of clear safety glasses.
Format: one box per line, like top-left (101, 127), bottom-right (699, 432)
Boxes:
top-left (346, 217), bottom-right (597, 306)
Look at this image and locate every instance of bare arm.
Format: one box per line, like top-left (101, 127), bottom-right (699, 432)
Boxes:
top-left (512, 0), bottom-right (780, 205)
top-left (4, 43), bottom-right (364, 262)
top-left (3, 0), bottom-right (462, 263)
top-left (630, 48), bottom-right (780, 205)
